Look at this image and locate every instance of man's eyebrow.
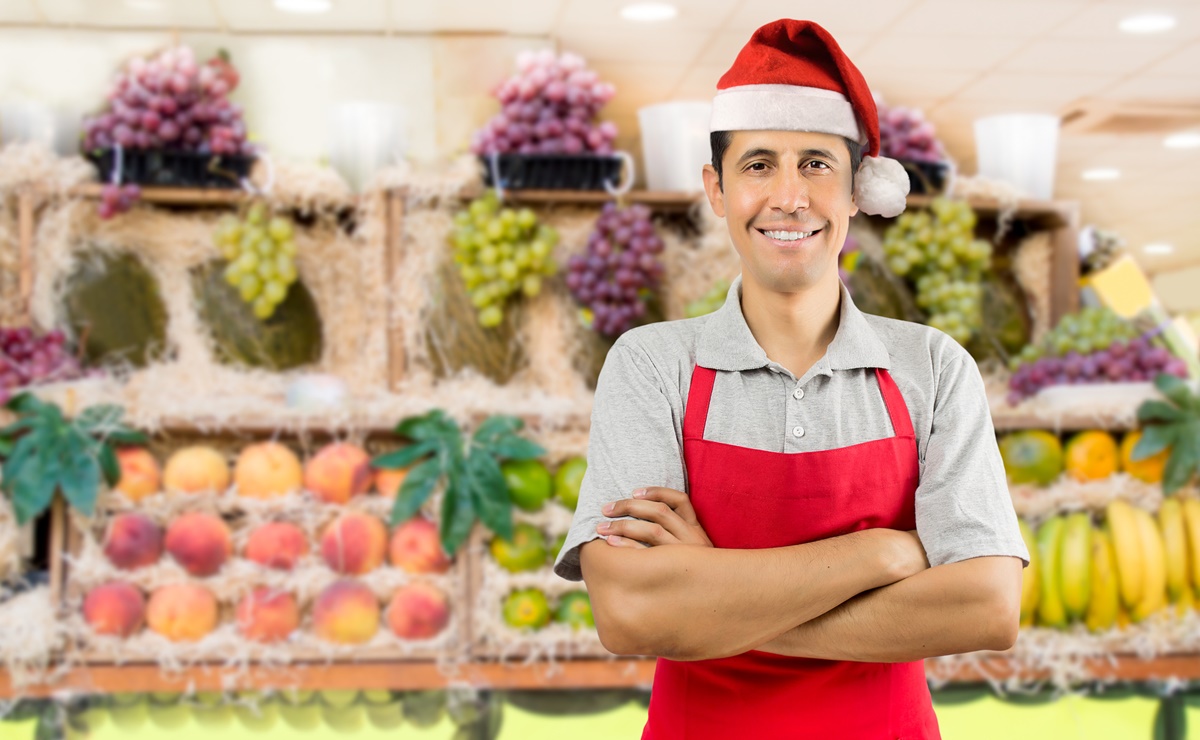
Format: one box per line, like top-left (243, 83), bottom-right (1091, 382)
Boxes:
top-left (735, 147), bottom-right (776, 166)
top-left (801, 147), bottom-right (840, 162)
top-left (735, 147), bottom-right (842, 165)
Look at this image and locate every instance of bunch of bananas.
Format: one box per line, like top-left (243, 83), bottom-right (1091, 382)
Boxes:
top-left (1019, 496), bottom-right (1200, 631)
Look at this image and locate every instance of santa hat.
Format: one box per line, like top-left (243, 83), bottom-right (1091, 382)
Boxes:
top-left (712, 19), bottom-right (909, 217)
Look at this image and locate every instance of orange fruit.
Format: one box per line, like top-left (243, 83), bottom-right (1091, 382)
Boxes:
top-left (1119, 431), bottom-right (1167, 484)
top-left (998, 431), bottom-right (1063, 486)
top-left (1064, 430), bottom-right (1119, 482)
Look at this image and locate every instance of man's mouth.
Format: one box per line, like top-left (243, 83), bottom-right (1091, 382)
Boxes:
top-left (758, 228), bottom-right (822, 243)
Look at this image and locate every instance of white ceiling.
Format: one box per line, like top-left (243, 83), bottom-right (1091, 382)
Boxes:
top-left (3, 0), bottom-right (1199, 275)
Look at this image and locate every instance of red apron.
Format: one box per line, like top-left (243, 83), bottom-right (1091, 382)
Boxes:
top-left (642, 365), bottom-right (940, 740)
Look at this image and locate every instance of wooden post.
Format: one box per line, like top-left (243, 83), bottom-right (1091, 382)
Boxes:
top-left (17, 190), bottom-right (35, 328)
top-left (385, 188), bottom-right (408, 391)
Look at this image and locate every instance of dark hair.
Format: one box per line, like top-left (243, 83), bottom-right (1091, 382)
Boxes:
top-left (710, 131), bottom-right (862, 192)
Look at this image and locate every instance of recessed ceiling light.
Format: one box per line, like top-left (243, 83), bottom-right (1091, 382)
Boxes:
top-left (1143, 243), bottom-right (1175, 255)
top-left (273, 0), bottom-right (332, 14)
top-left (1165, 131), bottom-right (1200, 149)
top-left (1118, 13), bottom-right (1176, 34)
top-left (1082, 168), bottom-right (1120, 181)
top-left (620, 3), bottom-right (678, 22)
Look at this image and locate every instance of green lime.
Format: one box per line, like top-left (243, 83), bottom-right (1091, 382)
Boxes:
top-left (555, 591), bottom-right (594, 630)
top-left (552, 457), bottom-right (586, 511)
top-left (502, 459), bottom-right (553, 512)
top-left (490, 523), bottom-right (547, 573)
top-left (502, 588), bottom-right (552, 631)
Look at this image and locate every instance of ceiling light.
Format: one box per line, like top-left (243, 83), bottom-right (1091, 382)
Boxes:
top-left (1143, 243), bottom-right (1175, 255)
top-left (273, 0), bottom-right (332, 14)
top-left (1165, 131), bottom-right (1200, 149)
top-left (1118, 13), bottom-right (1176, 33)
top-left (620, 3), bottom-right (678, 22)
top-left (1082, 168), bottom-right (1120, 181)
top-left (124, 0), bottom-right (163, 9)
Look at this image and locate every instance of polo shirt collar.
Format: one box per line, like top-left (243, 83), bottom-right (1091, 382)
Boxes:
top-left (695, 274), bottom-right (892, 373)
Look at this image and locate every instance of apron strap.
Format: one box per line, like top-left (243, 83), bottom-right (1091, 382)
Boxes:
top-left (683, 365), bottom-right (717, 441)
top-left (875, 367), bottom-right (915, 439)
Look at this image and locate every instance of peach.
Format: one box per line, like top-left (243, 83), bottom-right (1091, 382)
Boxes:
top-left (235, 442), bottom-right (303, 499)
top-left (114, 447), bottom-right (162, 501)
top-left (244, 521), bottom-right (308, 571)
top-left (312, 580), bottom-right (380, 644)
top-left (103, 513), bottom-right (164, 571)
top-left (83, 581), bottom-right (146, 637)
top-left (162, 446), bottom-right (230, 494)
top-left (146, 583), bottom-right (218, 641)
top-left (388, 516), bottom-right (450, 574)
top-left (320, 513), bottom-right (387, 575)
top-left (373, 466), bottom-right (409, 498)
top-left (386, 582), bottom-right (450, 640)
top-left (164, 512), bottom-right (232, 577)
top-left (304, 443), bottom-right (373, 504)
top-left (236, 587), bottom-right (300, 643)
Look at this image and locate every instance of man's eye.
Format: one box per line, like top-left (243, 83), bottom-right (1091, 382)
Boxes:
top-left (805, 160), bottom-right (830, 170)
top-left (746, 162), bottom-right (768, 171)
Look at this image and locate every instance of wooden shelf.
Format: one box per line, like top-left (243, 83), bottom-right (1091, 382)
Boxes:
top-left (905, 194), bottom-right (1070, 229)
top-left (69, 183), bottom-right (248, 206)
top-left (4, 654), bottom-right (1198, 697)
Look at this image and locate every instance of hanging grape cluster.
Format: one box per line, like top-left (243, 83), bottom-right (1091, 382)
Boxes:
top-left (213, 203), bottom-right (299, 320)
top-left (566, 204), bottom-right (664, 337)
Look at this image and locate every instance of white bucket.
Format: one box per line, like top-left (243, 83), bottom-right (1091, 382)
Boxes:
top-left (327, 102), bottom-right (407, 192)
top-left (638, 101), bottom-right (711, 192)
top-left (973, 113), bottom-right (1059, 200)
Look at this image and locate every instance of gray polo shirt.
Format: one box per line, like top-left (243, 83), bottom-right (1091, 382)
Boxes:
top-left (554, 274), bottom-right (1029, 582)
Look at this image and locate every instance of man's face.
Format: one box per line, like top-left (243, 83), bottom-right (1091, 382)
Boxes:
top-left (702, 130), bottom-right (858, 294)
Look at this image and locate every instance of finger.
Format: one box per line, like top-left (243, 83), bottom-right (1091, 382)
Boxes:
top-left (635, 487), bottom-right (699, 524)
top-left (598, 517), bottom-right (677, 547)
top-left (602, 534), bottom-right (646, 548)
top-left (605, 500), bottom-right (692, 541)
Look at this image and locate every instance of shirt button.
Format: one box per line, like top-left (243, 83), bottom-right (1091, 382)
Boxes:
top-left (792, 426), bottom-right (805, 438)
top-left (793, 388), bottom-right (804, 400)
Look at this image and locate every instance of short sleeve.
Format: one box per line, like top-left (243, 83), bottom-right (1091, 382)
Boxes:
top-left (553, 341), bottom-right (687, 581)
top-left (916, 352), bottom-right (1030, 568)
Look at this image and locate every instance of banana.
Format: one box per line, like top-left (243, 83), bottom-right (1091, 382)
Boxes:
top-left (1158, 497), bottom-right (1190, 602)
top-left (1106, 499), bottom-right (1145, 609)
top-left (1018, 518), bottom-right (1039, 624)
top-left (1085, 527), bottom-right (1120, 633)
top-left (1116, 603), bottom-right (1132, 629)
top-left (1035, 516), bottom-right (1067, 628)
top-left (1180, 496), bottom-right (1200, 592)
top-left (1131, 506), bottom-right (1168, 622)
top-left (1059, 512), bottom-right (1093, 620)
top-left (1176, 584), bottom-right (1195, 618)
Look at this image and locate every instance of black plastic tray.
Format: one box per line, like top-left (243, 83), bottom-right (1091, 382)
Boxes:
top-left (479, 154), bottom-right (623, 191)
top-left (899, 159), bottom-right (949, 196)
top-left (87, 148), bottom-right (255, 189)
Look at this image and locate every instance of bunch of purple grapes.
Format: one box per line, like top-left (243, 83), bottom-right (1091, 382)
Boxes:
top-left (97, 183), bottom-right (142, 220)
top-left (471, 50), bottom-right (618, 156)
top-left (81, 45), bottom-right (252, 157)
top-left (1006, 335), bottom-right (1190, 404)
top-left (566, 204), bottom-right (664, 337)
top-left (877, 100), bottom-right (944, 163)
top-left (0, 328), bottom-right (92, 404)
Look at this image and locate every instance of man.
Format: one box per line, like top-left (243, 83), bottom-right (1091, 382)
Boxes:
top-left (553, 19), bottom-right (1028, 739)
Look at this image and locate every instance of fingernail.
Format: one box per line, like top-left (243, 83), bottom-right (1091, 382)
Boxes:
top-left (602, 502), bottom-right (614, 514)
top-left (633, 489), bottom-right (646, 498)
top-left (597, 522), bottom-right (611, 533)
top-left (606, 535), bottom-right (622, 545)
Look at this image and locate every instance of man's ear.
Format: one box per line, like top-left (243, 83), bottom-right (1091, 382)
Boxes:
top-left (701, 164), bottom-right (726, 218)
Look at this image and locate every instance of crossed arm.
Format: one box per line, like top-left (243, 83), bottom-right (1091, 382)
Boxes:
top-left (579, 487), bottom-right (1022, 663)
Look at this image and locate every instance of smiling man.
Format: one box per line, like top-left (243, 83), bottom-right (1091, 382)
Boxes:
top-left (553, 19), bottom-right (1029, 740)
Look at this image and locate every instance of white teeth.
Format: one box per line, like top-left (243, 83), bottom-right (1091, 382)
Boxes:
top-left (763, 230), bottom-right (815, 241)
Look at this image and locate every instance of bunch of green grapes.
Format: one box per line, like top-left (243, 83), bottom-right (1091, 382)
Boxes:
top-left (213, 203), bottom-right (299, 320)
top-left (451, 192), bottom-right (558, 328)
top-left (882, 198), bottom-right (991, 344)
top-left (685, 279), bottom-right (730, 319)
top-left (1010, 306), bottom-right (1140, 370)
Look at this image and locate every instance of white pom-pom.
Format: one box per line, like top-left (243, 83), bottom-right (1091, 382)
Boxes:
top-left (854, 156), bottom-right (910, 217)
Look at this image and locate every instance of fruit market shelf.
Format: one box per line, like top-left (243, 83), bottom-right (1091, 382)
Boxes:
top-left (456, 187), bottom-right (705, 212)
top-left (905, 194), bottom-right (1070, 229)
top-left (990, 404), bottom-right (1139, 432)
top-left (4, 654), bottom-right (1200, 697)
top-left (70, 183), bottom-right (249, 206)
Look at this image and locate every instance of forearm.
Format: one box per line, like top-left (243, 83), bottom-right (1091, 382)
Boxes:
top-left (582, 530), bottom-right (903, 661)
top-left (756, 556), bottom-right (1023, 662)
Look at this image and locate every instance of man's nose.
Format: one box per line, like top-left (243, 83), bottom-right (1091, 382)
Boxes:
top-left (769, 167), bottom-right (810, 214)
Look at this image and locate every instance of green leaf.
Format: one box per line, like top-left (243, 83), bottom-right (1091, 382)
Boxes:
top-left (1132, 424), bottom-right (1178, 460)
top-left (57, 434), bottom-right (101, 517)
top-left (0, 417), bottom-right (38, 439)
top-left (1, 434), bottom-right (41, 496)
top-left (97, 443), bottom-right (120, 488)
top-left (1154, 373), bottom-right (1197, 411)
top-left (396, 410), bottom-right (459, 444)
top-left (372, 440), bottom-right (436, 471)
top-left (75, 404), bottom-right (124, 433)
top-left (1162, 431), bottom-right (1199, 495)
top-left (1138, 400), bottom-right (1186, 425)
top-left (389, 458), bottom-right (441, 525)
top-left (472, 415), bottom-right (524, 445)
top-left (464, 447), bottom-right (512, 541)
top-left (440, 474), bottom-right (476, 555)
top-left (102, 430), bottom-right (149, 446)
top-left (10, 454), bottom-right (54, 525)
top-left (482, 433), bottom-right (545, 461)
top-left (0, 437), bottom-right (12, 458)
top-left (5, 392), bottom-right (49, 415)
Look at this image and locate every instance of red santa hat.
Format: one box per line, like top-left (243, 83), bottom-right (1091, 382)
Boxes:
top-left (712, 19), bottom-right (909, 217)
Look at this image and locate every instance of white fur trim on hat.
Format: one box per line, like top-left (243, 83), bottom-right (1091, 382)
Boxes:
top-left (710, 84), bottom-right (865, 142)
top-left (854, 156), bottom-right (909, 217)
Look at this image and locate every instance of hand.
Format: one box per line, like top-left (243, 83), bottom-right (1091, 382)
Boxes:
top-left (878, 529), bottom-right (929, 582)
top-left (597, 487), bottom-right (714, 549)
